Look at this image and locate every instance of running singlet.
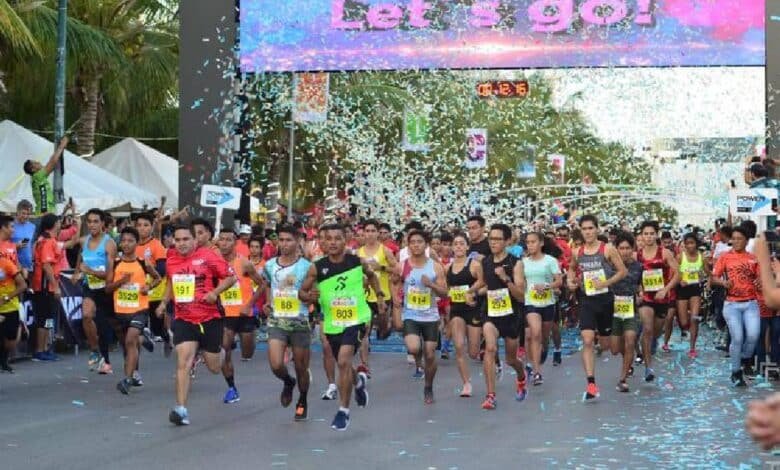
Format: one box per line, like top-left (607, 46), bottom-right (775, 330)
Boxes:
top-left (113, 258), bottom-right (149, 314)
top-left (638, 247), bottom-right (672, 303)
top-left (402, 258), bottom-right (439, 322)
top-left (680, 252), bottom-right (703, 285)
top-left (0, 258), bottom-right (20, 314)
top-left (522, 254), bottom-right (560, 308)
top-left (263, 256), bottom-right (311, 321)
top-left (447, 259), bottom-right (477, 315)
top-left (166, 246), bottom-right (232, 324)
top-left (82, 234), bottom-right (111, 290)
top-left (220, 257), bottom-right (254, 318)
top-left (577, 243), bottom-right (615, 297)
top-left (482, 254), bottom-right (521, 318)
top-left (712, 251), bottom-right (759, 302)
top-left (357, 245), bottom-right (391, 302)
top-left (316, 254), bottom-right (371, 334)
top-left (137, 238), bottom-right (167, 302)
top-left (611, 260), bottom-right (642, 320)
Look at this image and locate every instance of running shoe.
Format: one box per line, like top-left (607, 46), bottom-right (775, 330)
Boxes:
top-left (517, 346), bottom-right (526, 362)
top-left (525, 364), bottom-right (533, 379)
top-left (583, 382), bottom-right (600, 401)
top-left (43, 351), bottom-right (60, 361)
top-left (481, 394), bottom-right (497, 410)
top-left (331, 410), bottom-right (350, 431)
top-left (294, 400), bottom-right (308, 421)
top-left (687, 349), bottom-right (698, 359)
top-left (552, 350), bottom-right (562, 366)
top-left (357, 363), bottom-right (372, 379)
top-left (88, 351), bottom-right (101, 370)
top-left (681, 330), bottom-right (688, 338)
top-left (31, 352), bottom-right (49, 362)
top-left (662, 343), bottom-right (670, 353)
top-left (627, 366), bottom-right (634, 378)
top-left (117, 378), bottom-right (132, 395)
top-left (131, 370), bottom-right (144, 387)
top-left (595, 343), bottom-right (603, 357)
top-left (412, 367), bottom-right (424, 380)
top-left (731, 371), bottom-right (747, 388)
top-left (169, 406), bottom-right (190, 426)
top-left (355, 372), bottom-right (369, 407)
top-left (321, 384), bottom-right (338, 400)
top-left (532, 372), bottom-right (543, 386)
top-left (407, 353), bottom-right (416, 365)
top-left (459, 382), bottom-right (473, 398)
top-left (1, 362), bottom-right (14, 373)
top-left (281, 378), bottom-right (296, 408)
top-left (440, 348), bottom-right (449, 360)
top-left (616, 381), bottom-right (630, 393)
top-left (97, 361), bottom-right (113, 375)
top-left (424, 386), bottom-right (434, 405)
top-left (635, 356), bottom-right (644, 365)
top-left (644, 367), bottom-right (655, 382)
top-left (515, 377), bottom-right (528, 401)
top-left (223, 387), bottom-right (240, 404)
top-left (141, 328), bottom-right (155, 353)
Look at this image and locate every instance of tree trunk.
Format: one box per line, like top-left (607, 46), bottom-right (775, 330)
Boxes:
top-left (76, 73), bottom-right (101, 156)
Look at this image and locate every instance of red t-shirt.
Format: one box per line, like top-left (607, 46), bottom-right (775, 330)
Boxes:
top-left (554, 237), bottom-right (572, 272)
top-left (166, 246), bottom-right (232, 324)
top-left (262, 243), bottom-right (278, 261)
top-left (713, 251), bottom-right (759, 302)
top-left (32, 236), bottom-right (63, 293)
top-left (383, 240), bottom-right (400, 257)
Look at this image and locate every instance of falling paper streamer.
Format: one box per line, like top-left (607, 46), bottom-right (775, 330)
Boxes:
top-left (402, 106), bottom-right (432, 152)
top-left (293, 73), bottom-right (329, 123)
top-left (465, 128), bottom-right (488, 169)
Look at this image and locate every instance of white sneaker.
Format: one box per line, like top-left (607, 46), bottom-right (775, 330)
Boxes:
top-left (321, 384), bottom-right (337, 400)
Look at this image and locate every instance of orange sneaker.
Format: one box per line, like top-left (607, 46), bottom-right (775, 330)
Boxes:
top-left (481, 394), bottom-right (496, 410)
top-left (584, 382), bottom-right (600, 401)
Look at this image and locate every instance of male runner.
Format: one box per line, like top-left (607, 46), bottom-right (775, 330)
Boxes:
top-left (0, 215), bottom-right (26, 373)
top-left (466, 215), bottom-right (491, 259)
top-left (610, 231), bottom-right (642, 392)
top-left (157, 224), bottom-right (236, 426)
top-left (299, 224), bottom-right (384, 431)
top-left (567, 215), bottom-right (627, 400)
top-left (135, 212), bottom-right (170, 354)
top-left (262, 225), bottom-right (313, 420)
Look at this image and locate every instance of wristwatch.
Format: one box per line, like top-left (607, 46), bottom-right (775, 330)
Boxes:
top-left (2, 295), bottom-right (9, 302)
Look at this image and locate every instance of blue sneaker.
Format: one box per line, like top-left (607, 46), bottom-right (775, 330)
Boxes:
top-left (355, 372), bottom-right (369, 408)
top-left (44, 351), bottom-right (60, 361)
top-left (169, 406), bottom-right (190, 426)
top-left (412, 367), bottom-right (424, 380)
top-left (331, 410), bottom-right (350, 431)
top-left (32, 352), bottom-right (48, 362)
top-left (223, 387), bottom-right (240, 404)
top-left (88, 351), bottom-right (101, 370)
top-left (645, 367), bottom-right (655, 382)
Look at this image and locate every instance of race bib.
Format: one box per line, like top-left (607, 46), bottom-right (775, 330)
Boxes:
top-left (172, 274), bottom-right (195, 303)
top-left (406, 286), bottom-right (432, 311)
top-left (487, 288), bottom-right (513, 317)
top-left (529, 287), bottom-right (553, 306)
top-left (273, 288), bottom-right (301, 318)
top-left (642, 269), bottom-right (664, 292)
top-left (220, 284), bottom-right (243, 306)
top-left (449, 285), bottom-right (468, 304)
top-left (614, 295), bottom-right (634, 319)
top-left (682, 269), bottom-right (700, 285)
top-left (583, 270), bottom-right (608, 297)
top-left (117, 284), bottom-right (140, 309)
top-left (331, 297), bottom-right (359, 327)
top-left (87, 266), bottom-right (106, 290)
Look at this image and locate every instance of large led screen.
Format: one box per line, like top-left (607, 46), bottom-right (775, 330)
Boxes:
top-left (239, 0), bottom-right (765, 72)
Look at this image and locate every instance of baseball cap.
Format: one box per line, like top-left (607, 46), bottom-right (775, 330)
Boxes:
top-left (239, 224), bottom-right (252, 235)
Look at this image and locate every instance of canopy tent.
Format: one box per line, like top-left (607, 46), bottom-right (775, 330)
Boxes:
top-left (0, 120), bottom-right (158, 212)
top-left (91, 138), bottom-right (179, 208)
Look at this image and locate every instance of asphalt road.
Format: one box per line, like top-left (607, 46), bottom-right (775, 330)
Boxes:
top-left (0, 329), bottom-right (776, 470)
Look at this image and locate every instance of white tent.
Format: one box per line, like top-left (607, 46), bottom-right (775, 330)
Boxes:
top-left (91, 138), bottom-right (179, 208)
top-left (0, 120), bottom-right (158, 212)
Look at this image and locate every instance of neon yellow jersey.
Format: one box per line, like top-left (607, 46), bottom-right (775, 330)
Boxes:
top-left (357, 245), bottom-right (391, 302)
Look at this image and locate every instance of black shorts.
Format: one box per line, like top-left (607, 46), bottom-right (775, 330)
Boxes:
top-left (116, 311), bottom-right (148, 332)
top-left (0, 311), bottom-right (20, 340)
top-left (403, 319), bottom-right (439, 343)
top-left (524, 304), bottom-right (556, 322)
top-left (639, 302), bottom-right (670, 319)
top-left (83, 288), bottom-right (114, 313)
top-left (450, 306), bottom-right (482, 327)
top-left (173, 318), bottom-right (223, 353)
top-left (579, 293), bottom-right (614, 336)
top-left (676, 285), bottom-right (703, 301)
top-left (224, 316), bottom-right (258, 334)
top-left (483, 313), bottom-right (523, 340)
top-left (31, 291), bottom-right (57, 328)
top-left (325, 324), bottom-right (367, 360)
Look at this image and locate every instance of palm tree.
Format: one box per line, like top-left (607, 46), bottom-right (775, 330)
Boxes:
top-left (0, 0), bottom-right (41, 94)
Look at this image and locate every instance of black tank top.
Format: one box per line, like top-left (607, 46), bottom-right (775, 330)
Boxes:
top-left (482, 253), bottom-right (522, 314)
top-left (447, 259), bottom-right (477, 316)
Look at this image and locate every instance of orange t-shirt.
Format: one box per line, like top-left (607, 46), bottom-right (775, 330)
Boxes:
top-left (32, 236), bottom-right (63, 293)
top-left (113, 258), bottom-right (150, 314)
top-left (712, 251), bottom-right (759, 302)
top-left (236, 241), bottom-right (250, 258)
top-left (0, 257), bottom-right (20, 313)
top-left (136, 238), bottom-right (167, 263)
top-left (0, 240), bottom-right (18, 266)
top-left (220, 257), bottom-right (254, 317)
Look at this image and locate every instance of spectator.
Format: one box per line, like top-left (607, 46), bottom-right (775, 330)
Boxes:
top-left (746, 162), bottom-right (780, 229)
top-left (236, 224), bottom-right (251, 258)
top-left (23, 136), bottom-right (69, 215)
top-left (30, 213), bottom-right (64, 361)
top-left (11, 200), bottom-right (36, 274)
top-left (746, 392), bottom-right (780, 450)
top-left (262, 231), bottom-right (278, 260)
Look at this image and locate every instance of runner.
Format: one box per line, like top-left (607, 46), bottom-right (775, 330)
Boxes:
top-left (466, 215), bottom-right (490, 259)
top-left (0, 215), bottom-right (26, 373)
top-left (73, 209), bottom-right (118, 374)
top-left (356, 219), bottom-right (397, 375)
top-left (610, 231), bottom-right (642, 393)
top-left (711, 225), bottom-right (760, 387)
top-left (567, 215), bottom-right (627, 401)
top-left (637, 221), bottom-right (679, 382)
top-left (469, 223), bottom-right (528, 410)
top-left (106, 227), bottom-right (161, 394)
top-left (156, 224), bottom-right (236, 426)
top-left (674, 232), bottom-right (709, 358)
top-left (393, 229), bottom-right (448, 404)
top-left (446, 232), bottom-right (484, 397)
top-left (30, 214), bottom-right (65, 361)
top-left (216, 229), bottom-right (265, 404)
top-left (522, 231), bottom-right (563, 386)
top-left (262, 225), bottom-right (313, 421)
top-left (135, 212), bottom-right (171, 355)
top-left (435, 232), bottom-right (453, 360)
top-left (299, 224), bottom-right (384, 431)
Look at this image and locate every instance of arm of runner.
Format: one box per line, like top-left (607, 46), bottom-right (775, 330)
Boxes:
top-left (155, 280), bottom-right (172, 318)
top-left (105, 267), bottom-right (131, 294)
top-left (361, 259), bottom-right (386, 313)
top-left (603, 244), bottom-right (627, 288)
top-left (72, 251), bottom-right (84, 283)
top-left (103, 239), bottom-right (117, 283)
top-left (507, 259), bottom-right (526, 302)
top-left (710, 256), bottom-right (731, 290)
top-left (206, 275), bottom-right (237, 304)
top-left (298, 264), bottom-right (319, 304)
top-left (662, 248), bottom-right (680, 293)
top-left (44, 136), bottom-right (69, 176)
top-left (424, 261), bottom-right (449, 298)
top-left (143, 259), bottom-right (162, 293)
top-left (567, 251), bottom-right (579, 290)
top-left (241, 260), bottom-right (265, 316)
top-left (384, 244), bottom-right (398, 271)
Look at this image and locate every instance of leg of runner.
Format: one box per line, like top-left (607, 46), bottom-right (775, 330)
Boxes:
top-left (171, 341), bottom-right (197, 425)
top-left (481, 322), bottom-right (499, 409)
top-left (117, 321), bottom-right (138, 394)
top-left (662, 307), bottom-right (675, 352)
top-left (422, 336), bottom-right (438, 404)
top-left (268, 338), bottom-right (297, 408)
top-left (686, 296), bottom-right (701, 357)
top-left (504, 336), bottom-right (527, 402)
top-left (358, 312), bottom-right (372, 375)
top-left (526, 312), bottom-right (543, 384)
top-left (639, 306), bottom-right (656, 381)
top-left (292, 344), bottom-right (311, 421)
top-left (552, 307), bottom-right (562, 366)
top-left (581, 329), bottom-right (599, 400)
top-left (94, 302), bottom-right (114, 374)
top-left (466, 324), bottom-right (482, 362)
top-left (82, 297), bottom-right (101, 370)
top-left (240, 330), bottom-right (255, 360)
top-left (450, 316), bottom-right (472, 396)
top-left (222, 327), bottom-right (239, 404)
top-left (320, 328), bottom-right (337, 400)
top-left (541, 319), bottom-right (553, 369)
